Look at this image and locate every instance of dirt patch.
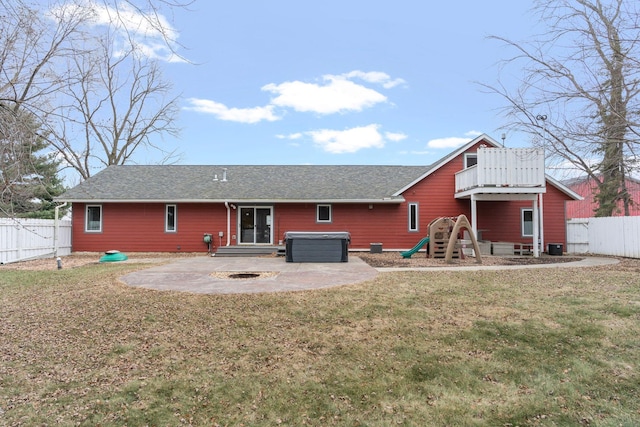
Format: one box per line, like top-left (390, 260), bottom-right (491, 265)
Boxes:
top-left (5, 250), bottom-right (632, 272)
top-left (0, 252), bottom-right (203, 271)
top-left (356, 251), bottom-right (584, 268)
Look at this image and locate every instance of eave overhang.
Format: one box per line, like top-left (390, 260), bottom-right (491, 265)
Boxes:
top-left (56, 197), bottom-right (406, 204)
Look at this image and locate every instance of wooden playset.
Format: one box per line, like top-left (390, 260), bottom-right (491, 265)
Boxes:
top-left (402, 214), bottom-right (483, 264)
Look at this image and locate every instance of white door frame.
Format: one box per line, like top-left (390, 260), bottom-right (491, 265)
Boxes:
top-left (238, 205), bottom-right (273, 244)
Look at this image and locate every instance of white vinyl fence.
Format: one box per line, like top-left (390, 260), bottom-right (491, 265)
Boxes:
top-left (567, 217), bottom-right (640, 258)
top-left (0, 218), bottom-right (72, 264)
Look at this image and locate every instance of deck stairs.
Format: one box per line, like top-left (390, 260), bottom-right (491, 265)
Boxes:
top-left (214, 245), bottom-right (286, 257)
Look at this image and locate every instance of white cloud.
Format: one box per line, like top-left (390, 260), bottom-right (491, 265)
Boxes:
top-left (427, 137), bottom-right (469, 149)
top-left (125, 39), bottom-right (185, 63)
top-left (427, 131), bottom-right (483, 149)
top-left (464, 130), bottom-right (483, 138)
top-left (385, 131), bottom-right (408, 142)
top-left (185, 70), bottom-right (405, 124)
top-left (277, 133), bottom-right (303, 140)
top-left (262, 74), bottom-right (387, 114)
top-left (92, 2), bottom-right (177, 40)
top-left (50, 1), bottom-right (183, 62)
top-left (308, 124), bottom-right (387, 154)
top-left (343, 71), bottom-right (407, 89)
top-left (184, 98), bottom-right (280, 123)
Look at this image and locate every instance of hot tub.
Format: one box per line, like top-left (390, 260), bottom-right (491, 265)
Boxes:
top-left (284, 231), bottom-right (350, 262)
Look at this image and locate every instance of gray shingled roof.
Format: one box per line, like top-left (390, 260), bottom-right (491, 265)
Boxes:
top-left (58, 165), bottom-right (431, 202)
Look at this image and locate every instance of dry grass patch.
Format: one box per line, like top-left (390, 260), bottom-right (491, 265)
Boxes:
top-left (357, 251), bottom-right (584, 267)
top-left (1, 258), bottom-right (639, 426)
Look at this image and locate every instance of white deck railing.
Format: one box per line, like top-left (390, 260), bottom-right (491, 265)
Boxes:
top-left (455, 147), bottom-right (546, 192)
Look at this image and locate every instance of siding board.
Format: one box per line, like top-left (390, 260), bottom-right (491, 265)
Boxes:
top-left (73, 203), bottom-right (228, 252)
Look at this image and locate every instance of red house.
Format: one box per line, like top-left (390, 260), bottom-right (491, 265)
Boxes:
top-left (565, 175), bottom-right (640, 218)
top-left (58, 134), bottom-right (581, 257)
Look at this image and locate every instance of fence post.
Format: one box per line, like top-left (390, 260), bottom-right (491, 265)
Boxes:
top-left (54, 202), bottom-right (68, 258)
top-left (17, 221), bottom-right (23, 261)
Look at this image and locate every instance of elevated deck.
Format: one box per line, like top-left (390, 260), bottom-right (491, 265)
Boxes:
top-left (455, 147), bottom-right (546, 199)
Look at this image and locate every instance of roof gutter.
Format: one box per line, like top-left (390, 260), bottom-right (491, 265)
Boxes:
top-left (56, 197), bottom-right (406, 204)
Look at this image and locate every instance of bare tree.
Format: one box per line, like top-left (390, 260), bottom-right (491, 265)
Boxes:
top-left (482, 0), bottom-right (640, 216)
top-left (0, 0), bottom-right (189, 183)
top-left (0, 0), bottom-right (89, 115)
top-left (0, 1), bottom-right (87, 216)
top-left (51, 33), bottom-right (180, 179)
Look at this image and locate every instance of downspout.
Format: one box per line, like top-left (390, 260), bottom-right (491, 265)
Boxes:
top-left (224, 202), bottom-right (231, 246)
top-left (54, 202), bottom-right (68, 258)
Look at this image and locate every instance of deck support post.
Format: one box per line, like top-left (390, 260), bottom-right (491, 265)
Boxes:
top-left (538, 193), bottom-right (544, 256)
top-left (532, 197), bottom-right (540, 258)
top-left (470, 194), bottom-right (478, 237)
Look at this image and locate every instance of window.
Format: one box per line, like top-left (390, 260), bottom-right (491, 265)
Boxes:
top-left (408, 203), bottom-right (419, 232)
top-left (317, 204), bottom-right (332, 222)
top-left (521, 208), bottom-right (533, 237)
top-left (166, 204), bottom-right (177, 232)
top-left (464, 153), bottom-right (478, 168)
top-left (85, 205), bottom-right (102, 232)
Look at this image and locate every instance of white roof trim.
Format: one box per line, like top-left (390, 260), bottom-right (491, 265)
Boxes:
top-left (62, 198), bottom-right (406, 204)
top-left (392, 133), bottom-right (502, 196)
top-left (545, 175), bottom-right (583, 200)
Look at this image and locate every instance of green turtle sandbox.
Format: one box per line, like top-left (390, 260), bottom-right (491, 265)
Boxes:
top-left (99, 250), bottom-right (128, 262)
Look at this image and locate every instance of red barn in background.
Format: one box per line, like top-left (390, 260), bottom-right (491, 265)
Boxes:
top-left (565, 175), bottom-right (640, 218)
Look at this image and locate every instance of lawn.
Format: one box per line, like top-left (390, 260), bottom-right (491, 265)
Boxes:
top-left (1, 258), bottom-right (639, 426)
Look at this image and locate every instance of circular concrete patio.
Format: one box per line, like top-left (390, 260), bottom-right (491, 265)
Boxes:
top-left (121, 256), bottom-right (379, 294)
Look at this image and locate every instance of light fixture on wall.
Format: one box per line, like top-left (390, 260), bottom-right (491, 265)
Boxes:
top-left (368, 204), bottom-right (373, 210)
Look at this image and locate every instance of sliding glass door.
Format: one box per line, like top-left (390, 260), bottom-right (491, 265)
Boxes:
top-left (239, 206), bottom-right (272, 244)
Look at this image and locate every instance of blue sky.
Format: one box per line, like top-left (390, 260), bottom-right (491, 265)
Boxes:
top-left (78, 1), bottom-right (540, 167)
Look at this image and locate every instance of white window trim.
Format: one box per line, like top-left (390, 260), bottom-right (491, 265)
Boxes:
top-left (464, 153), bottom-right (478, 169)
top-left (521, 208), bottom-right (533, 237)
top-left (316, 204), bottom-right (332, 223)
top-left (85, 205), bottom-right (102, 233)
top-left (165, 204), bottom-right (177, 232)
top-left (408, 202), bottom-right (419, 232)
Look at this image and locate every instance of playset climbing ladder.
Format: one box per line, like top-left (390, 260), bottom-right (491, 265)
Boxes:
top-left (428, 217), bottom-right (459, 260)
